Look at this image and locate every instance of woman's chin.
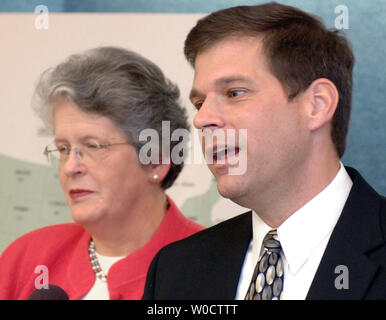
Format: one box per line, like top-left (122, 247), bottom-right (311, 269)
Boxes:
top-left (70, 206), bottom-right (103, 226)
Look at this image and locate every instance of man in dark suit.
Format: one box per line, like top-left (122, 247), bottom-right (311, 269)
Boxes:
top-left (143, 3), bottom-right (386, 300)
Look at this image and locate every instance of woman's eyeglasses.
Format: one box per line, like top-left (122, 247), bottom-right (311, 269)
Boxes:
top-left (44, 140), bottom-right (131, 164)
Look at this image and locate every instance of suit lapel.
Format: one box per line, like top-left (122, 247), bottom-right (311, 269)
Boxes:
top-left (307, 167), bottom-right (383, 299)
top-left (306, 229), bottom-right (380, 299)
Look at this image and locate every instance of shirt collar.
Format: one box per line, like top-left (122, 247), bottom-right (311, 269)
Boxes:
top-left (251, 163), bottom-right (353, 275)
top-left (251, 212), bottom-right (272, 263)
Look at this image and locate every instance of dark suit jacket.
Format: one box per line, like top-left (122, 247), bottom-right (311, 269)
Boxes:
top-left (143, 167), bottom-right (386, 300)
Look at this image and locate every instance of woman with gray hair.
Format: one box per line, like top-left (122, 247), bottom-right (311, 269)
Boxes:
top-left (0, 46), bottom-right (204, 300)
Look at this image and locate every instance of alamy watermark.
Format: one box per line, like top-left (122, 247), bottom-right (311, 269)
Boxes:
top-left (34, 5), bottom-right (49, 30)
top-left (138, 121), bottom-right (248, 175)
top-left (334, 265), bottom-right (349, 290)
top-left (334, 5), bottom-right (349, 30)
top-left (34, 265), bottom-right (49, 289)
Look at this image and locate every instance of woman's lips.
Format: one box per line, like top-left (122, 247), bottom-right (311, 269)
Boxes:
top-left (69, 189), bottom-right (94, 201)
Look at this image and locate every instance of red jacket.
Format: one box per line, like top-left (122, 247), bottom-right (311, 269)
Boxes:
top-left (0, 198), bottom-right (204, 300)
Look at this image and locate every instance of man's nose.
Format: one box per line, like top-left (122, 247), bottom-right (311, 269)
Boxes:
top-left (193, 96), bottom-right (225, 131)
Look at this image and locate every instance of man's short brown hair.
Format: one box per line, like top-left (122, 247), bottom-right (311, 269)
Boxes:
top-left (184, 2), bottom-right (354, 158)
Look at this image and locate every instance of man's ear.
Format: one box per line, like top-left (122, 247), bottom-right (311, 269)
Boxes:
top-left (306, 78), bottom-right (339, 131)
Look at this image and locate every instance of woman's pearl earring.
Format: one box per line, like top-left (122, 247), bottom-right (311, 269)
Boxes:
top-left (152, 174), bottom-right (159, 182)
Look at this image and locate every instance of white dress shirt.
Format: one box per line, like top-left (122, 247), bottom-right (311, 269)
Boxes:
top-left (235, 163), bottom-right (353, 300)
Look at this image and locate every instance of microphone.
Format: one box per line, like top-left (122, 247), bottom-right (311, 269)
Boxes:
top-left (28, 284), bottom-right (69, 300)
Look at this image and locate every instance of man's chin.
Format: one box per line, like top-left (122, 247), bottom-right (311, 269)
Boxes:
top-left (215, 173), bottom-right (250, 205)
top-left (216, 178), bottom-right (240, 199)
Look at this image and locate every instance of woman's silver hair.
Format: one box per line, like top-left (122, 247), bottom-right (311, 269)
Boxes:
top-left (32, 46), bottom-right (189, 189)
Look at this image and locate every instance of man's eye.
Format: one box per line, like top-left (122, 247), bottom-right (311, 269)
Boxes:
top-left (193, 101), bottom-right (204, 110)
top-left (228, 89), bottom-right (247, 98)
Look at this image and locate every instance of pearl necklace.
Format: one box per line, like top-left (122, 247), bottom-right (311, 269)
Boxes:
top-left (88, 239), bottom-right (107, 282)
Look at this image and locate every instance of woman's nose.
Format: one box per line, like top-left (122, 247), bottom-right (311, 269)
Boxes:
top-left (61, 148), bottom-right (86, 177)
